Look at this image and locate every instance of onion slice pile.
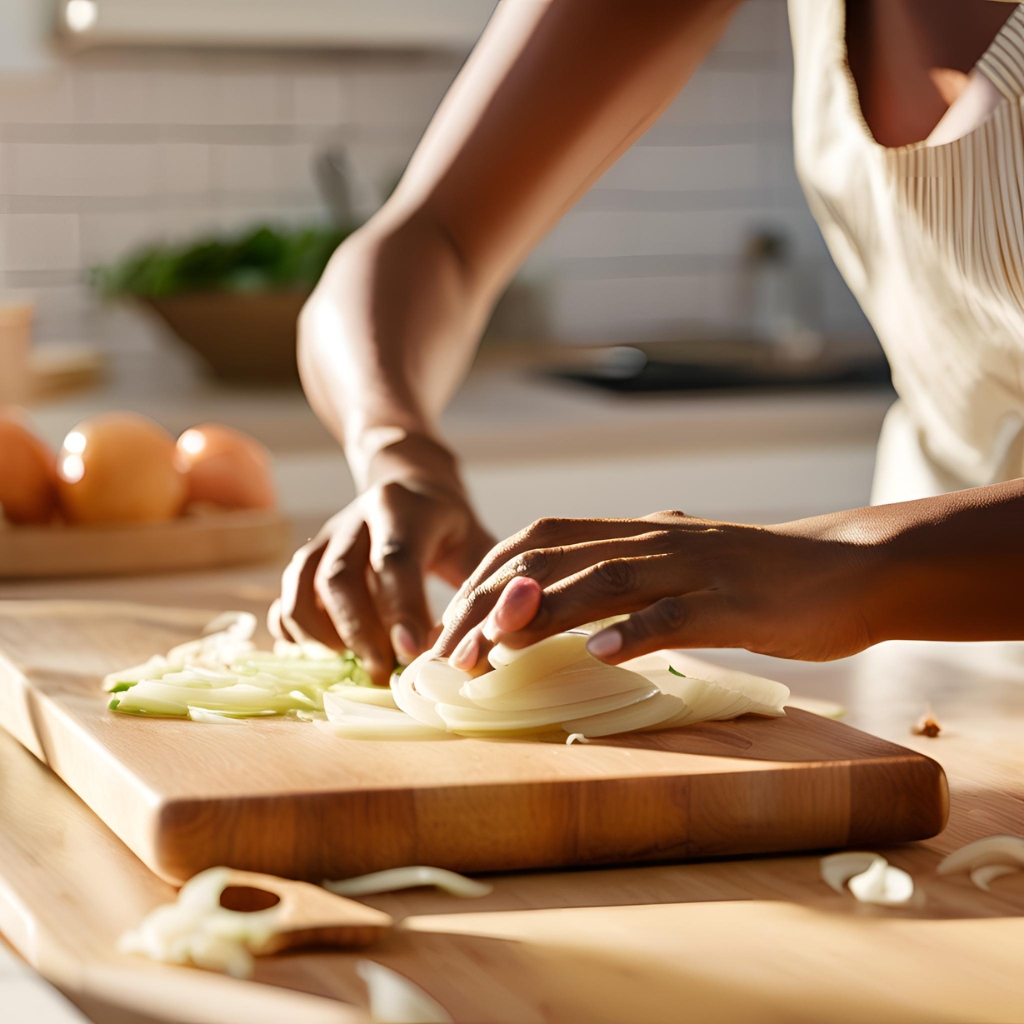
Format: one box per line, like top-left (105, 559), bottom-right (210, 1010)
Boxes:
top-left (389, 632), bottom-right (789, 739)
top-left (104, 612), bottom-right (378, 719)
top-left (104, 616), bottom-right (789, 741)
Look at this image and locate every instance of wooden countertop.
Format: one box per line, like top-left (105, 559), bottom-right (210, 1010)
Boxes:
top-left (1, 561), bottom-right (1022, 1023)
top-left (26, 346), bottom-right (895, 464)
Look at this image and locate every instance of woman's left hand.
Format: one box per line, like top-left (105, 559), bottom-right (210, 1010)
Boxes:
top-left (431, 510), bottom-right (883, 670)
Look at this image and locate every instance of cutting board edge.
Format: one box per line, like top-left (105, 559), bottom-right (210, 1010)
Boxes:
top-left (139, 749), bottom-right (949, 884)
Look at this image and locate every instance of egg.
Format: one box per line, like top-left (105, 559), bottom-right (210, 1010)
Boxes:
top-left (0, 412), bottom-right (58, 525)
top-left (57, 412), bottom-right (187, 525)
top-left (176, 424), bottom-right (276, 511)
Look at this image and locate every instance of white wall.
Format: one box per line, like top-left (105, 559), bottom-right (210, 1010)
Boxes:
top-left (0, 0), bottom-right (871, 352)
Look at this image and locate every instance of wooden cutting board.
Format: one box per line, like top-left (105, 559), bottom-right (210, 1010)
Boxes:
top-left (0, 601), bottom-right (948, 884)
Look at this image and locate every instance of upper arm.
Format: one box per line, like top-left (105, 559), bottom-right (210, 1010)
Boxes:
top-left (386, 0), bottom-right (745, 298)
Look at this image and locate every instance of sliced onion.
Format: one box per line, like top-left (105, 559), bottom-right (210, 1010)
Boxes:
top-left (324, 866), bottom-right (492, 898)
top-left (327, 684), bottom-right (399, 709)
top-left (466, 659), bottom-right (655, 712)
top-left (321, 692), bottom-right (447, 740)
top-left (562, 692), bottom-right (685, 738)
top-left (435, 685), bottom-right (656, 735)
top-left (937, 835), bottom-right (1024, 875)
top-left (357, 960), bottom-right (453, 1024)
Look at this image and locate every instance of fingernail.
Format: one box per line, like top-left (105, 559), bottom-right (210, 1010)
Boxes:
top-left (483, 577), bottom-right (534, 640)
top-left (449, 631), bottom-right (480, 670)
top-left (390, 623), bottom-right (420, 665)
top-left (586, 629), bottom-right (623, 659)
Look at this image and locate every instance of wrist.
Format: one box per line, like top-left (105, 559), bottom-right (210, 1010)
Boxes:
top-left (353, 429), bottom-right (465, 496)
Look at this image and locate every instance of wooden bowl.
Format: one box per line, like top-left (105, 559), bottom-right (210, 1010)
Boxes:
top-left (143, 291), bottom-right (309, 385)
top-left (0, 509), bottom-right (292, 579)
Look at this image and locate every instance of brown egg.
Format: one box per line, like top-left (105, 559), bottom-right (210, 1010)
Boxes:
top-left (176, 424), bottom-right (276, 511)
top-left (57, 412), bottom-right (187, 525)
top-left (0, 412), bottom-right (58, 525)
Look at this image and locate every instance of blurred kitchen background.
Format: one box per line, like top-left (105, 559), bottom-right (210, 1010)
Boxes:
top-left (0, 0), bottom-right (893, 538)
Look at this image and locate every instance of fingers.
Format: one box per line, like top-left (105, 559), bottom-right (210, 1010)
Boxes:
top-left (436, 529), bottom-right (674, 656)
top-left (365, 484), bottom-right (435, 664)
top-left (315, 519), bottom-right (395, 684)
top-left (460, 517), bottom-right (663, 605)
top-left (448, 576), bottom-right (543, 669)
top-left (586, 591), bottom-right (732, 664)
top-left (278, 534), bottom-right (346, 649)
top-left (489, 553), bottom-right (684, 650)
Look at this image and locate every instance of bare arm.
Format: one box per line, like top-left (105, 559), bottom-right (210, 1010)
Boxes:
top-left (433, 480), bottom-right (1024, 670)
top-left (283, 0), bottom-right (744, 680)
top-left (301, 0), bottom-right (743, 471)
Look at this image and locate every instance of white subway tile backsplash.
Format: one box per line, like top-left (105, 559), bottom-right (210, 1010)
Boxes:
top-left (211, 143), bottom-right (279, 195)
top-left (10, 143), bottom-right (155, 198)
top-left (75, 69), bottom-right (156, 124)
top-left (216, 72), bottom-right (290, 126)
top-left (78, 210), bottom-right (161, 265)
top-left (595, 145), bottom-right (760, 193)
top-left (350, 66), bottom-right (459, 128)
top-left (0, 71), bottom-right (74, 125)
top-left (547, 272), bottom-right (736, 342)
top-left (0, 213), bottom-right (80, 271)
top-left (155, 143), bottom-right (211, 196)
top-left (0, 1), bottom-right (870, 349)
top-left (291, 72), bottom-right (353, 126)
top-left (659, 70), bottom-right (759, 128)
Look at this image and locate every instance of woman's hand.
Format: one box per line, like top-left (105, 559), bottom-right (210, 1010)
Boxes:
top-left (432, 510), bottom-right (882, 670)
top-left (274, 437), bottom-right (493, 685)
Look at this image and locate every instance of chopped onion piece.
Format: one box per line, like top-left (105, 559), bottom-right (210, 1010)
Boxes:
top-left (820, 851), bottom-right (885, 894)
top-left (820, 852), bottom-right (914, 905)
top-left (118, 867), bottom-right (283, 979)
top-left (187, 707), bottom-right (247, 724)
top-left (847, 857), bottom-right (914, 906)
top-left (105, 611), bottom-right (374, 719)
top-left (565, 733), bottom-right (589, 745)
top-left (937, 835), bottom-right (1024, 876)
top-left (357, 960), bottom-right (453, 1024)
top-left (325, 866), bottom-right (492, 898)
top-left (970, 864), bottom-right (1019, 892)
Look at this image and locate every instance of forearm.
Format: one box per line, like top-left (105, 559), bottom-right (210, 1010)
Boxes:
top-left (298, 212), bottom-right (488, 488)
top-left (301, 0), bottom-right (744, 486)
top-left (790, 479), bottom-right (1024, 643)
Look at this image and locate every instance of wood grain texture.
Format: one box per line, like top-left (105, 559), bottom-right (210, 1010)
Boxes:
top-left (0, 721), bottom-right (1021, 1024)
top-left (0, 510), bottom-right (291, 579)
top-left (210, 870), bottom-right (391, 953)
top-left (0, 600), bottom-right (947, 884)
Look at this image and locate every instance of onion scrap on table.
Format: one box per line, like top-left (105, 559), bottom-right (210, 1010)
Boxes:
top-left (103, 613), bottom-right (790, 740)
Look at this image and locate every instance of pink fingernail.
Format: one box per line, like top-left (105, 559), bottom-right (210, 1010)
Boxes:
top-left (586, 629), bottom-right (623, 659)
top-left (391, 624), bottom-right (419, 665)
top-left (449, 632), bottom-right (480, 670)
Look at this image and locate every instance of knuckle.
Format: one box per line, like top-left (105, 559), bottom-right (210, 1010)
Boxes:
top-left (510, 547), bottom-right (553, 579)
top-left (648, 596), bottom-right (688, 633)
top-left (522, 516), bottom-right (562, 543)
top-left (590, 558), bottom-right (638, 593)
top-left (377, 538), bottom-right (412, 565)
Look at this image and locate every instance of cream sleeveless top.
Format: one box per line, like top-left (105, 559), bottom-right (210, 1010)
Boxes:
top-left (789, 0), bottom-right (1024, 503)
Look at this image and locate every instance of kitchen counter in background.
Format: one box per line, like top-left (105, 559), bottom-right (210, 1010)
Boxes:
top-left (25, 344), bottom-right (895, 539)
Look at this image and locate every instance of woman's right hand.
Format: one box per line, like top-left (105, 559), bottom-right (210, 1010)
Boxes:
top-left (273, 440), bottom-right (494, 686)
